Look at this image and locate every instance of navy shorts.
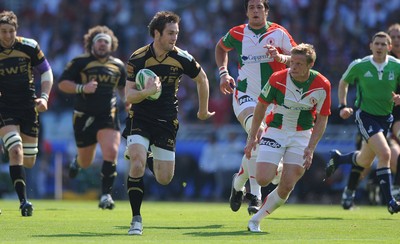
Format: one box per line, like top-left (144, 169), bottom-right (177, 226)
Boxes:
top-left (355, 110), bottom-right (393, 142)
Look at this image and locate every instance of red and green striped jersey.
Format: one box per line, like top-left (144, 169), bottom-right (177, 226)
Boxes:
top-left (219, 22), bottom-right (296, 99)
top-left (259, 69), bottom-right (331, 131)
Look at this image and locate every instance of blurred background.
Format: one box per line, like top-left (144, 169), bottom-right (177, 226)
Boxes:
top-left (1, 0), bottom-right (398, 205)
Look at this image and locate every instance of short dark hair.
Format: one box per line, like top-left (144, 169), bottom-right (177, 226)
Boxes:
top-left (244, 0), bottom-right (269, 12)
top-left (0, 10), bottom-right (18, 29)
top-left (388, 23), bottom-right (400, 35)
top-left (148, 11), bottom-right (180, 38)
top-left (372, 31), bottom-right (392, 46)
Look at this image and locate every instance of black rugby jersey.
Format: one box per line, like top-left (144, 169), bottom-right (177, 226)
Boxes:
top-left (126, 43), bottom-right (201, 120)
top-left (59, 54), bottom-right (126, 115)
top-left (0, 36), bottom-right (46, 109)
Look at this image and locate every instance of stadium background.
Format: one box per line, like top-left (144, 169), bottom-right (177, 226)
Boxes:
top-left (0, 0), bottom-right (398, 205)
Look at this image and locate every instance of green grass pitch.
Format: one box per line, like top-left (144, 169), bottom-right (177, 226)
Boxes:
top-left (0, 200), bottom-right (399, 243)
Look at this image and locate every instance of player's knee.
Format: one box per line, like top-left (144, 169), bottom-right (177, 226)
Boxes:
top-left (256, 174), bottom-right (270, 187)
top-left (256, 179), bottom-right (267, 187)
top-left (373, 148), bottom-right (391, 165)
top-left (23, 143), bottom-right (39, 157)
top-left (22, 143), bottom-right (38, 168)
top-left (23, 157), bottom-right (36, 168)
top-left (256, 170), bottom-right (276, 187)
top-left (76, 154), bottom-right (96, 168)
top-left (103, 152), bottom-right (118, 162)
top-left (79, 161), bottom-right (92, 169)
top-left (129, 157), bottom-right (146, 176)
top-left (156, 174), bottom-right (173, 185)
top-left (3, 131), bottom-right (23, 152)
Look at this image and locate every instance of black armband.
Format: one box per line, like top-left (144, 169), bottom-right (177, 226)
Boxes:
top-left (338, 104), bottom-right (346, 111)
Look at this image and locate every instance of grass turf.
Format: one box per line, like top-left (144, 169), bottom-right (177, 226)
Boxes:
top-left (0, 200), bottom-right (398, 243)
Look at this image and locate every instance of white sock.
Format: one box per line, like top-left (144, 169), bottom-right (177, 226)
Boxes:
top-left (250, 188), bottom-right (286, 223)
top-left (248, 147), bottom-right (261, 199)
top-left (234, 154), bottom-right (249, 192)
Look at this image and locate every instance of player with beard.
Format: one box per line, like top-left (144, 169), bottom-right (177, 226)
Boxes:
top-left (123, 11), bottom-right (214, 235)
top-left (58, 25), bottom-right (127, 210)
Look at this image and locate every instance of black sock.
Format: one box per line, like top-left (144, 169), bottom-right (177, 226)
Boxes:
top-left (336, 151), bottom-right (358, 166)
top-left (394, 156), bottom-right (400, 186)
top-left (147, 153), bottom-right (154, 175)
top-left (347, 165), bottom-right (364, 191)
top-left (127, 176), bottom-right (144, 217)
top-left (101, 161), bottom-right (116, 195)
top-left (9, 165), bottom-right (27, 203)
top-left (261, 184), bottom-right (277, 200)
top-left (376, 167), bottom-right (394, 204)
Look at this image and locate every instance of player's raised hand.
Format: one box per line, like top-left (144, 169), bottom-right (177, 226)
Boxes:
top-left (265, 44), bottom-right (279, 59)
top-left (265, 44), bottom-right (289, 64)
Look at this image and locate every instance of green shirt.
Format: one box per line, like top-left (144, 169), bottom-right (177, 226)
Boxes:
top-left (342, 55), bottom-right (400, 116)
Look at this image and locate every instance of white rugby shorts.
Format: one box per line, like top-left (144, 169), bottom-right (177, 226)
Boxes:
top-left (257, 127), bottom-right (312, 166)
top-left (232, 90), bottom-right (257, 118)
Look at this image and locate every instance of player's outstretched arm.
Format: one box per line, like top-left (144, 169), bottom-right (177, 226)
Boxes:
top-left (193, 68), bottom-right (215, 120)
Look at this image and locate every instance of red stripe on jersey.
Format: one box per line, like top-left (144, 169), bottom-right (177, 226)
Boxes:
top-left (265, 112), bottom-right (274, 125)
top-left (308, 73), bottom-right (331, 116)
top-left (230, 24), bottom-right (246, 42)
top-left (269, 70), bottom-right (288, 95)
top-left (218, 24), bottom-right (246, 52)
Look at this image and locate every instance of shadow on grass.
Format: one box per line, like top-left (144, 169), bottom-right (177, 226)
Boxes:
top-left (114, 224), bottom-right (223, 230)
top-left (32, 225), bottom-right (262, 238)
top-left (115, 224), bottom-right (268, 236)
top-left (33, 232), bottom-right (124, 238)
top-left (184, 230), bottom-right (269, 237)
top-left (269, 217), bottom-right (342, 220)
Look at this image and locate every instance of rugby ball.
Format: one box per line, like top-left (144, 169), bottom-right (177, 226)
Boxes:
top-left (135, 68), bottom-right (161, 100)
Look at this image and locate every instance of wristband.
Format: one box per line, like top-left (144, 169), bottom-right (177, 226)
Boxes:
top-left (41, 93), bottom-right (49, 102)
top-left (338, 104), bottom-right (346, 111)
top-left (76, 84), bottom-right (84, 94)
top-left (219, 66), bottom-right (229, 78)
top-left (279, 55), bottom-right (288, 64)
